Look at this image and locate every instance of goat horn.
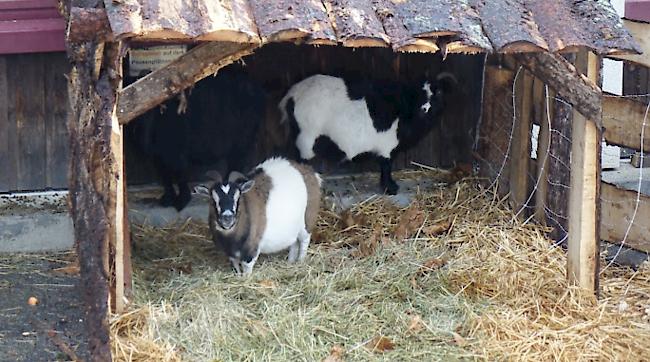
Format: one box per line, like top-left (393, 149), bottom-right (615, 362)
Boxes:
top-left (228, 171), bottom-right (246, 183)
top-left (436, 72), bottom-right (458, 85)
top-left (205, 170), bottom-right (223, 183)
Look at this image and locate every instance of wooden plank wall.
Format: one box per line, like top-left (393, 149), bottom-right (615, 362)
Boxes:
top-left (124, 44), bottom-right (484, 184)
top-left (0, 52), bottom-right (69, 192)
top-left (599, 34), bottom-right (650, 254)
top-left (0, 45), bottom-right (483, 192)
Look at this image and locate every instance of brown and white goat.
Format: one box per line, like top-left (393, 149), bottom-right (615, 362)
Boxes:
top-left (196, 157), bottom-right (321, 276)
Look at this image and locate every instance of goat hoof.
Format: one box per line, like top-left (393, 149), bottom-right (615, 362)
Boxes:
top-left (159, 192), bottom-right (176, 208)
top-left (382, 181), bottom-right (399, 195)
top-left (174, 194), bottom-right (192, 212)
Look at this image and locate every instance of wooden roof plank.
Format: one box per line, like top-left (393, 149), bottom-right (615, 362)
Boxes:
top-left (389, 0), bottom-right (492, 53)
top-left (325, 0), bottom-right (389, 48)
top-left (104, 0), bottom-right (259, 43)
top-left (371, 0), bottom-right (438, 53)
top-left (247, 0), bottom-right (336, 45)
top-left (475, 0), bottom-right (548, 53)
top-left (524, 0), bottom-right (640, 54)
top-left (103, 0), bottom-right (142, 39)
top-left (98, 0), bottom-right (638, 55)
top-left (608, 20), bottom-right (650, 67)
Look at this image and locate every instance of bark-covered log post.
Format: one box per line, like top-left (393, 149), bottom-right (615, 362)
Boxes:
top-left (476, 63), bottom-right (515, 196)
top-left (546, 54), bottom-right (576, 245)
top-left (67, 38), bottom-right (124, 361)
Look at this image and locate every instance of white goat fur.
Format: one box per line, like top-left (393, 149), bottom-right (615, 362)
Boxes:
top-left (212, 157), bottom-right (321, 276)
top-left (279, 74), bottom-right (399, 160)
top-left (259, 157), bottom-right (310, 254)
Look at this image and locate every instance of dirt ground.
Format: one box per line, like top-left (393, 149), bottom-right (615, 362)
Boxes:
top-left (0, 252), bottom-right (88, 361)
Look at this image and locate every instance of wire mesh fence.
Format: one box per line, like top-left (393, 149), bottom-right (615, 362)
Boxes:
top-left (474, 61), bottom-right (650, 273)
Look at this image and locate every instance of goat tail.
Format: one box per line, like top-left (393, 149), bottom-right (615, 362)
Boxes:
top-left (436, 72), bottom-right (458, 85)
top-left (277, 93), bottom-right (291, 124)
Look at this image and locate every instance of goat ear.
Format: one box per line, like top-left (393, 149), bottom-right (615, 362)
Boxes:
top-left (238, 179), bottom-right (255, 193)
top-left (206, 170), bottom-right (223, 183)
top-left (193, 185), bottom-right (210, 196)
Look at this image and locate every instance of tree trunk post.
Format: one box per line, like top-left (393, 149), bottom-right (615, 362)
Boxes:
top-left (67, 39), bottom-right (125, 360)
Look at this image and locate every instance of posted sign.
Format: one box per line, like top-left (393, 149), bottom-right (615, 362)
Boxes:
top-left (128, 45), bottom-right (187, 77)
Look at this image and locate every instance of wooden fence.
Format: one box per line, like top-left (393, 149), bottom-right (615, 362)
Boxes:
top-left (602, 18), bottom-right (650, 254)
top-left (0, 52), bottom-right (69, 192)
top-left (479, 19), bottom-right (650, 256)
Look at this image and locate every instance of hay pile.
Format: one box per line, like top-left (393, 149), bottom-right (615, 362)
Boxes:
top-left (111, 170), bottom-right (650, 361)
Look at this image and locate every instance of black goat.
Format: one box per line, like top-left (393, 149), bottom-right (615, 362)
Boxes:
top-left (128, 71), bottom-right (266, 211)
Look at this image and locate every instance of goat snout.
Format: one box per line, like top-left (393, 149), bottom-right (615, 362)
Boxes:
top-left (219, 211), bottom-right (236, 229)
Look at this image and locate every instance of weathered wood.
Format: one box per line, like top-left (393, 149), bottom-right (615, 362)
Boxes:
top-left (388, 0), bottom-right (491, 54)
top-left (623, 62), bottom-right (649, 98)
top-left (117, 41), bottom-right (258, 124)
top-left (66, 7), bottom-right (113, 43)
top-left (103, 0), bottom-right (260, 43)
top-left (104, 42), bottom-right (127, 314)
top-left (602, 96), bottom-right (650, 152)
top-left (510, 72), bottom-right (533, 217)
top-left (476, 0), bottom-right (548, 53)
top-left (601, 182), bottom-right (650, 254)
top-left (546, 95), bottom-right (571, 243)
top-left (608, 20), bottom-right (650, 68)
top-left (533, 79), bottom-right (550, 224)
top-left (546, 54), bottom-right (575, 244)
top-left (514, 52), bottom-right (602, 124)
top-left (67, 41), bottom-right (113, 361)
top-left (122, 156), bottom-right (133, 301)
top-left (525, 1), bottom-right (640, 54)
top-left (389, 0), bottom-right (456, 37)
top-left (477, 64), bottom-right (515, 195)
top-left (111, 119), bottom-right (126, 313)
top-left (324, 0), bottom-right (389, 47)
top-left (44, 55), bottom-right (70, 188)
top-left (371, 0), bottom-right (438, 53)
top-left (15, 54), bottom-right (47, 190)
top-left (567, 51), bottom-right (601, 293)
top-left (248, 0), bottom-right (336, 44)
top-left (0, 56), bottom-right (11, 191)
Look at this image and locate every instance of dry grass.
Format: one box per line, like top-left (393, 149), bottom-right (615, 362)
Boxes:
top-left (110, 169), bottom-right (650, 362)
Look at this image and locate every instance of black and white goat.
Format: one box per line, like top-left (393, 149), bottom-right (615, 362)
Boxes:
top-left (278, 73), bottom-right (455, 194)
top-left (128, 71), bottom-right (266, 211)
top-left (195, 157), bottom-right (321, 276)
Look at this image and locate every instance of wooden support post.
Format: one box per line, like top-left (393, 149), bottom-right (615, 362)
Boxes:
top-left (533, 78), bottom-right (550, 224)
top-left (477, 64), bottom-right (515, 195)
top-left (67, 40), bottom-right (120, 361)
top-left (567, 51), bottom-right (601, 293)
top-left (122, 153), bottom-right (133, 300)
top-left (510, 72), bottom-right (533, 217)
top-left (546, 54), bottom-right (575, 244)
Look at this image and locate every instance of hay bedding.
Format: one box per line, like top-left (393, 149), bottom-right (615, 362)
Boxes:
top-left (111, 169), bottom-right (650, 362)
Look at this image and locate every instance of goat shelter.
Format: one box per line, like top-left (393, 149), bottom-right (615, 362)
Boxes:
top-left (61, 0), bottom-right (647, 360)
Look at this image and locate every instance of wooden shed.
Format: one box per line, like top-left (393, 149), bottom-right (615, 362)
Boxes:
top-left (61, 0), bottom-right (639, 360)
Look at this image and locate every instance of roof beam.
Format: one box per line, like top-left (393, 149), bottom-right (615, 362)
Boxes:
top-left (514, 52), bottom-right (602, 125)
top-left (117, 41), bottom-right (258, 124)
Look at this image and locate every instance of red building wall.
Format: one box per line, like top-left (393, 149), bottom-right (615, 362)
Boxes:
top-left (0, 0), bottom-right (65, 55)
